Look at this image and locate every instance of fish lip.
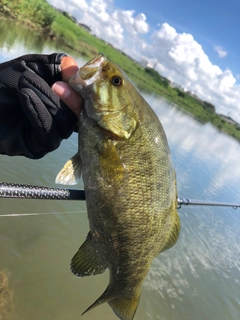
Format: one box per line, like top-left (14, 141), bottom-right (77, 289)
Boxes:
top-left (84, 53), bottom-right (106, 70)
top-left (69, 53), bottom-right (106, 90)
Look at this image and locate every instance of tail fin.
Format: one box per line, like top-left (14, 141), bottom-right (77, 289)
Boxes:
top-left (82, 286), bottom-right (140, 320)
top-left (108, 295), bottom-right (140, 320)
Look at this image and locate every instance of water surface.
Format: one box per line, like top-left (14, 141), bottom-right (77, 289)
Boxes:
top-left (0, 19), bottom-right (240, 320)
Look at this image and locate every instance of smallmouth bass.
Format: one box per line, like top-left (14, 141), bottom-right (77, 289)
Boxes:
top-left (56, 53), bottom-right (180, 320)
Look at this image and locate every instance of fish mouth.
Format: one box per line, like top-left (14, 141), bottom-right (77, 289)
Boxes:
top-left (69, 53), bottom-right (106, 90)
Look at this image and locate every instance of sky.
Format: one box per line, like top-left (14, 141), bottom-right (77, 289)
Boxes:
top-left (47, 0), bottom-right (240, 122)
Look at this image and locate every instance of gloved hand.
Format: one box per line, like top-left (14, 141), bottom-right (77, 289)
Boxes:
top-left (0, 53), bottom-right (79, 159)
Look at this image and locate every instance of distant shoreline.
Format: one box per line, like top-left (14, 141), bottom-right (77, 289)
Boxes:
top-left (1, 0), bottom-right (240, 142)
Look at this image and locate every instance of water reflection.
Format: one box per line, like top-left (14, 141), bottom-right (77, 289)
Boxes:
top-left (145, 94), bottom-right (240, 200)
top-left (0, 17), bottom-right (86, 66)
top-left (1, 18), bottom-right (240, 320)
top-left (0, 17), bottom-right (46, 53)
top-left (142, 95), bottom-right (240, 319)
top-left (0, 268), bottom-right (16, 320)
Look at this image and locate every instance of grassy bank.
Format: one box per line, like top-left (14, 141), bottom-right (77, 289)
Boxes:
top-left (1, 0), bottom-right (240, 142)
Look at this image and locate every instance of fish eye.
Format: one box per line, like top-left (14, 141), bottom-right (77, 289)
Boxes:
top-left (111, 75), bottom-right (123, 86)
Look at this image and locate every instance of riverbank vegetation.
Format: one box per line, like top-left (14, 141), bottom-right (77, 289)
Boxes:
top-left (1, 0), bottom-right (240, 141)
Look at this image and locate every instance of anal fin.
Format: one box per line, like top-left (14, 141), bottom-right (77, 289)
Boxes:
top-left (70, 232), bottom-right (107, 277)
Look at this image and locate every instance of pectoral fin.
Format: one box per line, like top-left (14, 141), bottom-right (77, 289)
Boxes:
top-left (70, 232), bottom-right (107, 277)
top-left (55, 153), bottom-right (81, 185)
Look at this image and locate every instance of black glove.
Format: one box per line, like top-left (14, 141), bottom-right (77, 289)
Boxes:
top-left (0, 53), bottom-right (78, 159)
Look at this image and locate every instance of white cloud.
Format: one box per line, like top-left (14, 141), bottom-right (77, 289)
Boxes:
top-left (49, 0), bottom-right (88, 19)
top-left (214, 46), bottom-right (228, 58)
top-left (141, 23), bottom-right (240, 122)
top-left (112, 10), bottom-right (149, 35)
top-left (47, 0), bottom-right (240, 123)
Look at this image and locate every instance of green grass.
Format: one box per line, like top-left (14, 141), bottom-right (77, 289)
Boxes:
top-left (0, 0), bottom-right (56, 29)
top-left (1, 0), bottom-right (240, 142)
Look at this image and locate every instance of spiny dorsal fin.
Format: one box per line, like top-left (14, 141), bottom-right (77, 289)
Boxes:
top-left (55, 153), bottom-right (81, 185)
top-left (70, 232), bottom-right (107, 277)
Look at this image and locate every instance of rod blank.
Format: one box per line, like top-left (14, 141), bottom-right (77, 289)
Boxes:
top-left (0, 182), bottom-right (239, 209)
top-left (177, 198), bottom-right (240, 209)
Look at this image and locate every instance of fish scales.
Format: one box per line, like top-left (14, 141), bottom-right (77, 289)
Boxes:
top-left (56, 53), bottom-right (180, 320)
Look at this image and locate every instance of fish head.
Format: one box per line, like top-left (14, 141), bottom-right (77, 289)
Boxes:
top-left (69, 53), bottom-right (139, 139)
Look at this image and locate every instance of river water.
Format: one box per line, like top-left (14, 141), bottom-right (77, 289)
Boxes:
top-left (0, 18), bottom-right (240, 320)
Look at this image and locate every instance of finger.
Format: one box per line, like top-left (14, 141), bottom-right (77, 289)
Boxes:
top-left (52, 81), bottom-right (83, 117)
top-left (61, 56), bottom-right (79, 81)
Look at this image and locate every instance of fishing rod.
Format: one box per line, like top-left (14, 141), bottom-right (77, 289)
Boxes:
top-left (177, 198), bottom-right (239, 209)
top-left (0, 182), bottom-right (239, 209)
top-left (0, 182), bottom-right (85, 200)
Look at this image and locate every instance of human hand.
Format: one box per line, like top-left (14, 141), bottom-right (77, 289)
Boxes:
top-left (0, 53), bottom-right (83, 159)
top-left (52, 56), bottom-right (82, 118)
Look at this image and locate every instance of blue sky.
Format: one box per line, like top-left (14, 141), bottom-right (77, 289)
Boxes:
top-left (47, 0), bottom-right (240, 122)
top-left (114, 0), bottom-right (240, 78)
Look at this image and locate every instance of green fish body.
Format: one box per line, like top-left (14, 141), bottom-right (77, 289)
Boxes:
top-left (56, 54), bottom-right (180, 320)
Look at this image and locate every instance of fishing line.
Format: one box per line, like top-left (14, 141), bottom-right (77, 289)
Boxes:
top-left (0, 210), bottom-right (87, 217)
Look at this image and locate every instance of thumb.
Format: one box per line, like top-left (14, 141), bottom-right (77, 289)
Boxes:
top-left (52, 81), bottom-right (83, 117)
